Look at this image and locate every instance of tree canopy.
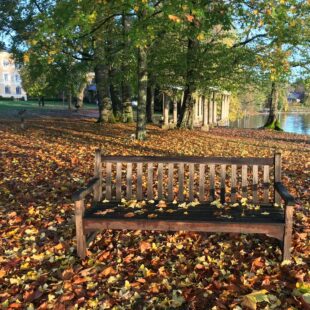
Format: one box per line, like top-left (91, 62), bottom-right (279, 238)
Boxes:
top-left (0, 0), bottom-right (309, 137)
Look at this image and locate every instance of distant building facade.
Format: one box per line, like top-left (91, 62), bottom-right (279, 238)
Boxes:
top-left (0, 50), bottom-right (27, 100)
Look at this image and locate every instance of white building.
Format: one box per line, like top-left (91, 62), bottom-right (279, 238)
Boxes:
top-left (0, 50), bottom-right (27, 100)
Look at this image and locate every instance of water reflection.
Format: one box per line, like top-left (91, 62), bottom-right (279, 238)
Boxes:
top-left (229, 113), bottom-right (310, 135)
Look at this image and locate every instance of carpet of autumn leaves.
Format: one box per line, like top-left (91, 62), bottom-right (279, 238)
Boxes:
top-left (0, 116), bottom-right (309, 310)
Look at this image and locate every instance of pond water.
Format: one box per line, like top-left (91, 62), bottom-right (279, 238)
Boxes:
top-left (229, 113), bottom-right (310, 135)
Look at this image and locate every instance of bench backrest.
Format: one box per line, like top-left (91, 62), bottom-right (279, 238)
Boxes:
top-left (94, 150), bottom-right (282, 204)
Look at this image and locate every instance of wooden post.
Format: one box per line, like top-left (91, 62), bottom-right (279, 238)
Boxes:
top-left (213, 92), bottom-right (217, 124)
top-left (75, 200), bottom-right (86, 259)
top-left (283, 205), bottom-right (293, 260)
top-left (202, 96), bottom-right (209, 131)
top-left (221, 94), bottom-right (225, 121)
top-left (226, 95), bottom-right (230, 120)
top-left (94, 149), bottom-right (102, 201)
top-left (173, 100), bottom-right (177, 127)
top-left (208, 93), bottom-right (213, 126)
top-left (163, 93), bottom-right (169, 129)
top-left (193, 97), bottom-right (197, 126)
top-left (274, 151), bottom-right (281, 204)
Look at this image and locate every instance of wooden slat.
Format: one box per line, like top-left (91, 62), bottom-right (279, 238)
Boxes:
top-left (106, 162), bottom-right (112, 200)
top-left (168, 163), bottom-right (174, 201)
top-left (274, 152), bottom-right (282, 204)
top-left (199, 164), bottom-right (205, 201)
top-left (231, 164), bottom-right (237, 203)
top-left (126, 163), bottom-right (132, 200)
top-left (178, 163), bottom-right (184, 201)
top-left (94, 149), bottom-right (102, 201)
top-left (209, 164), bottom-right (215, 201)
top-left (252, 165), bottom-right (258, 203)
top-left (263, 165), bottom-right (270, 203)
top-left (220, 164), bottom-right (226, 203)
top-left (116, 163), bottom-right (122, 201)
top-left (137, 163), bottom-right (143, 200)
top-left (158, 163), bottom-right (163, 199)
top-left (147, 163), bottom-right (153, 200)
top-left (84, 219), bottom-right (284, 241)
top-left (189, 163), bottom-right (195, 201)
top-left (242, 165), bottom-right (248, 198)
top-left (101, 155), bottom-right (273, 166)
top-left (75, 200), bottom-right (86, 258)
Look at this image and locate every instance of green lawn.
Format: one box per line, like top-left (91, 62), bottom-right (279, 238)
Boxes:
top-left (0, 100), bottom-right (97, 111)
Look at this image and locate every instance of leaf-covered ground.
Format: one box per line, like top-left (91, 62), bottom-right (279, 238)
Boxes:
top-left (0, 117), bottom-right (309, 309)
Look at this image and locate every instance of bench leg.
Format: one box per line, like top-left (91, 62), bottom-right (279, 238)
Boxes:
top-left (283, 205), bottom-right (294, 261)
top-left (75, 200), bottom-right (86, 259)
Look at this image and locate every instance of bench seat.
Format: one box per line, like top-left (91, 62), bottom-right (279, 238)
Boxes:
top-left (85, 200), bottom-right (285, 224)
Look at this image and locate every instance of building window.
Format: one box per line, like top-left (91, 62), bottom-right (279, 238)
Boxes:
top-left (16, 86), bottom-right (21, 95)
top-left (4, 73), bottom-right (9, 81)
top-left (3, 60), bottom-right (9, 67)
top-left (15, 74), bottom-right (20, 82)
top-left (5, 86), bottom-right (11, 94)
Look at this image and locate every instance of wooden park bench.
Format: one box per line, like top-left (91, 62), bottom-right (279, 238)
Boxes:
top-left (72, 150), bottom-right (295, 261)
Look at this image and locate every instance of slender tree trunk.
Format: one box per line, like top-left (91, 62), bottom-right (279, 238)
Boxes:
top-left (121, 13), bottom-right (133, 123)
top-left (136, 46), bottom-right (148, 140)
top-left (178, 38), bottom-right (198, 129)
top-left (76, 81), bottom-right (87, 109)
top-left (179, 84), bottom-right (195, 129)
top-left (122, 81), bottom-right (133, 123)
top-left (67, 92), bottom-right (72, 110)
top-left (264, 81), bottom-right (282, 130)
top-left (109, 68), bottom-right (122, 119)
top-left (146, 79), bottom-right (154, 123)
top-left (95, 64), bottom-right (114, 123)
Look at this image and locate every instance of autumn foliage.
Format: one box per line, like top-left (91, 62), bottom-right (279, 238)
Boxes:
top-left (0, 117), bottom-right (309, 309)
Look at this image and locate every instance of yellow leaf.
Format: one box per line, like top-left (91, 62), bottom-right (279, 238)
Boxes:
top-left (197, 33), bottom-right (205, 41)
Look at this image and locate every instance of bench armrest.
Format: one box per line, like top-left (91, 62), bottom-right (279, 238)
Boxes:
top-left (275, 182), bottom-right (295, 206)
top-left (72, 177), bottom-right (100, 201)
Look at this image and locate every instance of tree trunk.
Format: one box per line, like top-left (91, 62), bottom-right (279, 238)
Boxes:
top-left (178, 38), bottom-right (198, 129)
top-left (178, 84), bottom-right (195, 129)
top-left (136, 46), bottom-right (148, 140)
top-left (264, 81), bottom-right (282, 130)
top-left (109, 69), bottom-right (122, 119)
top-left (146, 80), bottom-right (154, 123)
top-left (122, 81), bottom-right (133, 123)
top-left (76, 81), bottom-right (87, 109)
top-left (121, 13), bottom-right (133, 123)
top-left (95, 64), bottom-right (114, 123)
top-left (67, 92), bottom-right (72, 110)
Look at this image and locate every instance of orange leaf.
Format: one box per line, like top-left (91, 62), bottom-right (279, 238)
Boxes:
top-left (186, 14), bottom-right (194, 22)
top-left (0, 269), bottom-right (6, 278)
top-left (168, 15), bottom-right (180, 22)
top-left (100, 266), bottom-right (116, 277)
top-left (124, 212), bottom-right (135, 218)
top-left (140, 241), bottom-right (151, 253)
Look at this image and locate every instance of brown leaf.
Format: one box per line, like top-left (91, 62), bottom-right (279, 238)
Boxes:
top-left (62, 268), bottom-right (74, 280)
top-left (60, 293), bottom-right (75, 302)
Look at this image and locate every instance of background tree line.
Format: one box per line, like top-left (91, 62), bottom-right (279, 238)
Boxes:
top-left (0, 0), bottom-right (309, 138)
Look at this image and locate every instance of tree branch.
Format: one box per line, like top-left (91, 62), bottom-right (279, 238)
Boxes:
top-left (232, 33), bottom-right (267, 48)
